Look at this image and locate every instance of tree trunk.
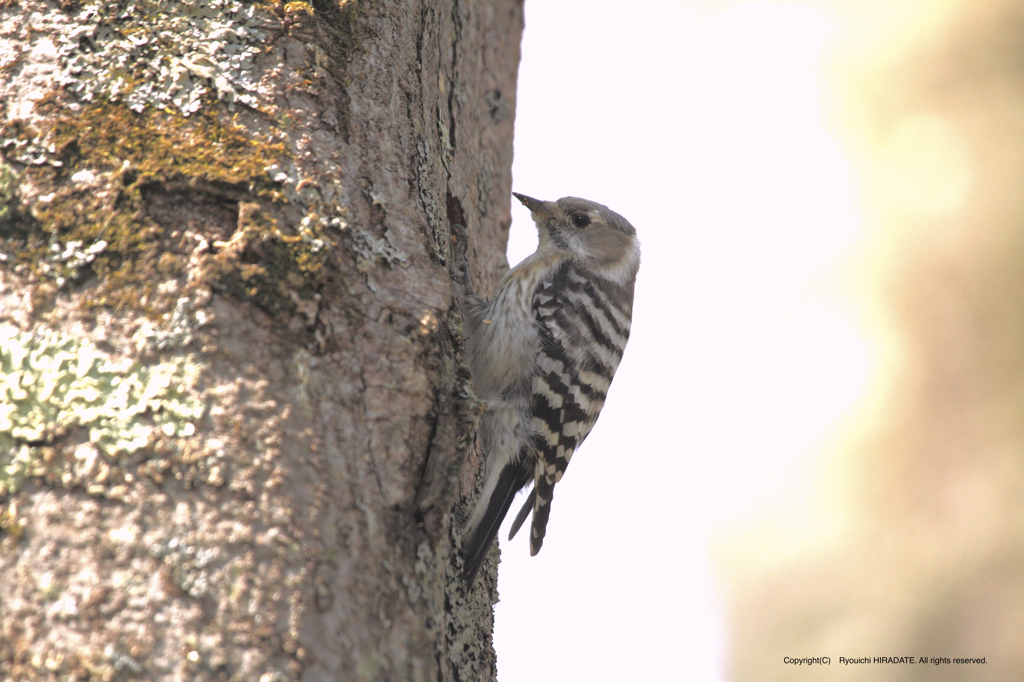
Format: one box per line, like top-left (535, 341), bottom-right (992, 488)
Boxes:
top-left (0, 0), bottom-right (521, 680)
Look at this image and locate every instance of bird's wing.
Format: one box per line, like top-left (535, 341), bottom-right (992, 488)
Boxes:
top-left (526, 263), bottom-right (617, 555)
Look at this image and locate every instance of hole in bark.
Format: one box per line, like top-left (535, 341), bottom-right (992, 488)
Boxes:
top-left (141, 185), bottom-right (240, 245)
top-left (445, 192), bottom-right (467, 230)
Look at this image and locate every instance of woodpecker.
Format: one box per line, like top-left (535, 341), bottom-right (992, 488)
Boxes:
top-left (457, 192), bottom-right (640, 584)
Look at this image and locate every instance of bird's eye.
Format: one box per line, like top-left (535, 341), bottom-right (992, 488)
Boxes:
top-left (571, 213), bottom-right (591, 228)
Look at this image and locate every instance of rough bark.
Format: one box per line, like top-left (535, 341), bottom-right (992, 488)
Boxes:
top-left (0, 1), bottom-right (521, 680)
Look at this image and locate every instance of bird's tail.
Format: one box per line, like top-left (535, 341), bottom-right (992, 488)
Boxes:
top-left (461, 456), bottom-right (532, 584)
top-left (507, 487), bottom-right (535, 541)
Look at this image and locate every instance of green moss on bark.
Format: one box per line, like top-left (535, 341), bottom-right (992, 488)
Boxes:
top-left (0, 102), bottom-right (332, 320)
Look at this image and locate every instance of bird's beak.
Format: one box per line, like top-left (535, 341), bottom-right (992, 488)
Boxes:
top-left (513, 192), bottom-right (553, 220)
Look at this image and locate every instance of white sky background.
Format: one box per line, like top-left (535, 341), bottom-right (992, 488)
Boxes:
top-left (494, 1), bottom-right (878, 679)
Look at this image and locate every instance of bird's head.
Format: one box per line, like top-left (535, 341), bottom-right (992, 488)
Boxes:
top-left (513, 193), bottom-right (640, 280)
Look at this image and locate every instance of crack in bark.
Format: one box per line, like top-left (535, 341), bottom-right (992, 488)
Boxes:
top-left (413, 404), bottom-right (442, 514)
top-left (447, 0), bottom-right (461, 155)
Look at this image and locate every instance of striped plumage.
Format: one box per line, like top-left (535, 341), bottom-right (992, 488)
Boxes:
top-left (459, 193), bottom-right (640, 584)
